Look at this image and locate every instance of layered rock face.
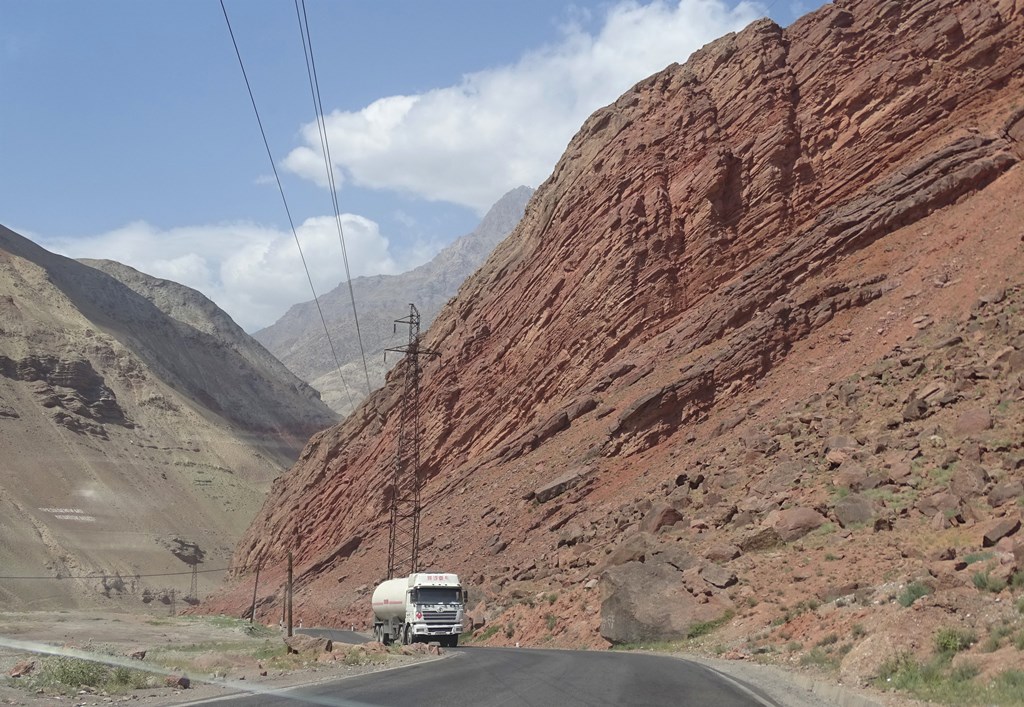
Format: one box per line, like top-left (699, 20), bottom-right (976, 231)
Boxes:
top-left (255, 186), bottom-right (532, 415)
top-left (221, 0), bottom-right (1024, 653)
top-left (0, 228), bottom-right (337, 608)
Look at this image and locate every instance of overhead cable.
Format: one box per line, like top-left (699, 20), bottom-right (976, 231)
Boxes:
top-left (295, 0), bottom-right (374, 396)
top-left (219, 0), bottom-right (355, 411)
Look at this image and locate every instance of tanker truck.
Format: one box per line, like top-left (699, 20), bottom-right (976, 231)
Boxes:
top-left (371, 572), bottom-right (466, 647)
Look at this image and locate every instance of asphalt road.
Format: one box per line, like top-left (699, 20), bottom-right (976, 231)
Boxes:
top-left (195, 638), bottom-right (779, 707)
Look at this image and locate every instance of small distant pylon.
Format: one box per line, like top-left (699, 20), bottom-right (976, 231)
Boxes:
top-left (384, 304), bottom-right (439, 580)
top-left (188, 564), bottom-right (198, 604)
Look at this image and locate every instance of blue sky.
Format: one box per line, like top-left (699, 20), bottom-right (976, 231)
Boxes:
top-left (1, 0), bottom-right (815, 331)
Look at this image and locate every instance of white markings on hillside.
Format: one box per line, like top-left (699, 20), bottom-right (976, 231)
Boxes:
top-left (38, 507), bottom-right (97, 522)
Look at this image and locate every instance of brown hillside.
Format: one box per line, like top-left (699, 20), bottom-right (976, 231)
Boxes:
top-left (0, 229), bottom-right (337, 608)
top-left (213, 0), bottom-right (1024, 680)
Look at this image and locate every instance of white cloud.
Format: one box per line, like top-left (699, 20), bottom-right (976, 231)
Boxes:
top-left (284, 0), bottom-right (763, 213)
top-left (38, 215), bottom-right (421, 332)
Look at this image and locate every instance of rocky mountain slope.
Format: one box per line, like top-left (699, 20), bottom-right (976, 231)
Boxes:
top-left (211, 0), bottom-right (1023, 687)
top-left (0, 227), bottom-right (337, 609)
top-left (255, 186), bottom-right (532, 415)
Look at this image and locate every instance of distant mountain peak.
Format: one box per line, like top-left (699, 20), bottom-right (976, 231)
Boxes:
top-left (255, 186), bottom-right (533, 414)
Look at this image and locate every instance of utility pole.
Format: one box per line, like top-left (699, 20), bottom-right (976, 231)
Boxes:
top-left (384, 304), bottom-right (438, 580)
top-left (249, 560), bottom-right (261, 625)
top-left (287, 552), bottom-right (293, 637)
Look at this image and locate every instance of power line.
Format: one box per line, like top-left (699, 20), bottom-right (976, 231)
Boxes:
top-left (295, 0), bottom-right (374, 396)
top-left (219, 0), bottom-right (355, 411)
top-left (0, 566), bottom-right (236, 580)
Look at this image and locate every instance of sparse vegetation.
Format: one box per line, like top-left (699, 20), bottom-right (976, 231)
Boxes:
top-left (935, 627), bottom-right (977, 656)
top-left (811, 522), bottom-right (836, 537)
top-left (898, 581), bottom-right (932, 607)
top-left (877, 652), bottom-right (1024, 705)
top-left (983, 623), bottom-right (1014, 653)
top-left (24, 657), bottom-right (151, 696)
top-left (475, 625), bottom-right (500, 642)
top-left (972, 571), bottom-right (1007, 594)
top-left (686, 611), bottom-right (735, 640)
top-left (546, 613), bottom-right (557, 631)
top-left (799, 647), bottom-right (840, 670)
top-left (1010, 571), bottom-right (1024, 590)
top-left (963, 551), bottom-right (994, 565)
top-left (851, 624), bottom-right (867, 639)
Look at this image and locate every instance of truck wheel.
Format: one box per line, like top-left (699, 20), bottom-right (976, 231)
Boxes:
top-left (403, 626), bottom-right (411, 645)
top-left (450, 634), bottom-right (458, 648)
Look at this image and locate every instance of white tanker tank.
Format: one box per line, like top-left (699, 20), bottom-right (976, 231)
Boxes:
top-left (371, 572), bottom-right (466, 647)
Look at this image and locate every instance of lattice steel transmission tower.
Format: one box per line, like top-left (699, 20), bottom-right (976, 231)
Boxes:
top-left (384, 304), bottom-right (438, 580)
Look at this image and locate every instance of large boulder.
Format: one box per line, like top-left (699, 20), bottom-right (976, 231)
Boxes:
top-left (535, 468), bottom-right (588, 503)
top-left (834, 495), bottom-right (876, 528)
top-left (284, 634), bottom-right (333, 654)
top-left (983, 517), bottom-right (1021, 547)
top-left (770, 507), bottom-right (827, 541)
top-left (467, 600), bottom-right (488, 630)
top-left (954, 408), bottom-right (992, 436)
top-left (599, 532), bottom-right (658, 570)
top-left (640, 503), bottom-right (684, 534)
top-left (599, 560), bottom-right (728, 644)
top-left (988, 480), bottom-right (1024, 507)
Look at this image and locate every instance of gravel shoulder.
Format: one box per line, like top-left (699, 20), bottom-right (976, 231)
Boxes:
top-left (676, 653), bottom-right (930, 707)
top-left (0, 610), bottom-right (438, 706)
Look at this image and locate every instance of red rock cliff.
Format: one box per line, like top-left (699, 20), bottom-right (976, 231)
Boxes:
top-left (213, 0), bottom-right (1024, 643)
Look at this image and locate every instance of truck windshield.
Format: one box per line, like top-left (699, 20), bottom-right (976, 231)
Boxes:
top-left (415, 587), bottom-right (461, 604)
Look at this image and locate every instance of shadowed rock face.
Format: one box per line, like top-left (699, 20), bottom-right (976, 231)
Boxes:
top-left (217, 0), bottom-right (1024, 646)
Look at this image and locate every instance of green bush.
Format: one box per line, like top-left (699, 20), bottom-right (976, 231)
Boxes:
top-left (963, 551), bottom-right (994, 565)
top-left (27, 657), bottom-right (150, 695)
top-left (935, 627), bottom-right (977, 656)
top-left (898, 581), bottom-right (932, 607)
top-left (972, 571), bottom-right (1007, 594)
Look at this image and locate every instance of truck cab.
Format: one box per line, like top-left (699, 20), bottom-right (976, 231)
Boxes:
top-left (372, 572), bottom-right (466, 647)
